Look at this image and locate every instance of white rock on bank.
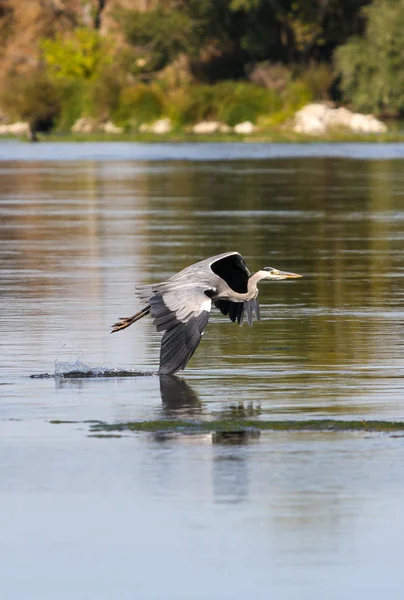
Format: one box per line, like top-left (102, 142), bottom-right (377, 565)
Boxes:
top-left (192, 121), bottom-right (223, 134)
top-left (102, 121), bottom-right (123, 134)
top-left (139, 118), bottom-right (172, 134)
top-left (0, 121), bottom-right (30, 135)
top-left (151, 118), bottom-right (172, 134)
top-left (349, 113), bottom-right (387, 133)
top-left (294, 104), bottom-right (328, 134)
top-left (234, 121), bottom-right (256, 134)
top-left (294, 103), bottom-right (387, 135)
top-left (71, 117), bottom-right (97, 134)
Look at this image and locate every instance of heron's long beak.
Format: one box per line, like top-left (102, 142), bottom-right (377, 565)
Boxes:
top-left (270, 269), bottom-right (303, 280)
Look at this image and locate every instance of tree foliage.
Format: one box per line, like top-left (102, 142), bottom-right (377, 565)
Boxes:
top-left (335, 0), bottom-right (404, 114)
top-left (120, 8), bottom-right (199, 74)
top-left (119, 0), bottom-right (369, 81)
top-left (2, 0), bottom-right (395, 132)
top-left (40, 28), bottom-right (113, 81)
top-left (115, 84), bottom-right (165, 125)
top-left (0, 70), bottom-right (60, 130)
top-left (39, 28), bottom-right (121, 127)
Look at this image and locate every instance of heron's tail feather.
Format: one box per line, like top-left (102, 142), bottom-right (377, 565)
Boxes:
top-left (110, 305), bottom-right (150, 333)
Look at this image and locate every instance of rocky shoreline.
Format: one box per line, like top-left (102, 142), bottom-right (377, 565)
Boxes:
top-left (0, 103), bottom-right (390, 141)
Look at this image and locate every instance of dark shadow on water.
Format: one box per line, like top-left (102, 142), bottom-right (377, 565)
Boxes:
top-left (31, 366), bottom-right (205, 414)
top-left (159, 375), bottom-right (203, 414)
top-left (212, 429), bottom-right (261, 445)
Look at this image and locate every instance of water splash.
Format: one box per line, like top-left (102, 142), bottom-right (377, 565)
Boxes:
top-left (30, 359), bottom-right (153, 379)
top-left (55, 359), bottom-right (93, 376)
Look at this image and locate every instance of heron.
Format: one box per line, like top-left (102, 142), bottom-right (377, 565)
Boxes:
top-left (111, 251), bottom-right (302, 375)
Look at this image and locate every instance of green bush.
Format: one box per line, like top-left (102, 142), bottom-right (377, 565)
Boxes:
top-left (0, 70), bottom-right (61, 131)
top-left (163, 86), bottom-right (204, 126)
top-left (84, 67), bottom-right (123, 122)
top-left (54, 81), bottom-right (85, 131)
top-left (40, 28), bottom-right (113, 81)
top-left (166, 82), bottom-right (282, 126)
top-left (256, 79), bottom-right (313, 128)
top-left (214, 82), bottom-right (282, 125)
top-left (115, 84), bottom-right (165, 126)
top-left (281, 80), bottom-right (313, 110)
top-left (175, 85), bottom-right (216, 124)
top-left (335, 0), bottom-right (404, 114)
top-left (39, 28), bottom-right (121, 129)
top-left (300, 63), bottom-right (334, 100)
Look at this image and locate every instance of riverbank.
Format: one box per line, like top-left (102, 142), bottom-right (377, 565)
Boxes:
top-left (1, 127), bottom-right (403, 144)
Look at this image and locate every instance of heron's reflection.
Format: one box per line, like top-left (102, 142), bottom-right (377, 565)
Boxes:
top-left (53, 370), bottom-right (203, 416)
top-left (212, 452), bottom-right (249, 503)
top-left (159, 374), bottom-right (203, 415)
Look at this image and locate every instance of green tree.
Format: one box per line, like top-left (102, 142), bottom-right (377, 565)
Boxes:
top-left (118, 0), bottom-right (369, 82)
top-left (0, 70), bottom-right (61, 133)
top-left (335, 0), bottom-right (404, 114)
top-left (40, 28), bottom-right (113, 81)
top-left (119, 8), bottom-right (196, 73)
top-left (39, 28), bottom-right (122, 127)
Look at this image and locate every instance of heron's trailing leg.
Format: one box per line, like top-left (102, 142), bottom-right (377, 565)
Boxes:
top-left (111, 306), bottom-right (150, 333)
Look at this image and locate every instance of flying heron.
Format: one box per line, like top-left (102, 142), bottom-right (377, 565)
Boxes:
top-left (111, 251), bottom-right (302, 374)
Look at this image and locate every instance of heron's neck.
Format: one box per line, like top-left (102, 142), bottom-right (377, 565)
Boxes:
top-left (216, 271), bottom-right (266, 301)
top-left (246, 271), bottom-right (266, 298)
top-left (223, 271), bottom-right (264, 301)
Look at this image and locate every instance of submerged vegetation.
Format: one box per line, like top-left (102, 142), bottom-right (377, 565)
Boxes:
top-left (0, 0), bottom-right (403, 136)
top-left (48, 418), bottom-right (404, 435)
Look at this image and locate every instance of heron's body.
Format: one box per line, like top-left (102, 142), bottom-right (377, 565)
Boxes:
top-left (111, 251), bottom-right (301, 374)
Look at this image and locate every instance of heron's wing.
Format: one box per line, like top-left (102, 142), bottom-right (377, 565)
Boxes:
top-left (214, 298), bottom-right (260, 327)
top-left (147, 285), bottom-right (212, 375)
top-left (210, 252), bottom-right (250, 294)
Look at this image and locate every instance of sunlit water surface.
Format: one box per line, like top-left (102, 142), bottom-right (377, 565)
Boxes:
top-left (1, 141), bottom-right (404, 599)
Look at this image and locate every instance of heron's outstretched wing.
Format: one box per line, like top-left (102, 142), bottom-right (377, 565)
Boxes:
top-left (142, 285), bottom-right (213, 375)
top-left (214, 298), bottom-right (260, 327)
top-left (210, 252), bottom-right (251, 294)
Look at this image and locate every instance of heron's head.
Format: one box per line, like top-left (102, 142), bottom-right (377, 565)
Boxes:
top-left (259, 267), bottom-right (303, 281)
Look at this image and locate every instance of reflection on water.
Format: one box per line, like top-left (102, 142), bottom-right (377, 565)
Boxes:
top-left (159, 375), bottom-right (202, 414)
top-left (1, 144), bottom-right (404, 599)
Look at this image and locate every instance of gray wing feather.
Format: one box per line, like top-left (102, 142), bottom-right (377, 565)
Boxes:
top-left (246, 298), bottom-right (261, 325)
top-left (159, 312), bottom-right (209, 374)
top-left (253, 298), bottom-right (261, 322)
top-left (245, 301), bottom-right (253, 326)
top-left (214, 297), bottom-right (261, 327)
top-left (141, 285), bottom-right (212, 374)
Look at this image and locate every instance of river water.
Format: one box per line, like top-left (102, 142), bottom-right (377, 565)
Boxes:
top-left (1, 141), bottom-right (404, 599)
